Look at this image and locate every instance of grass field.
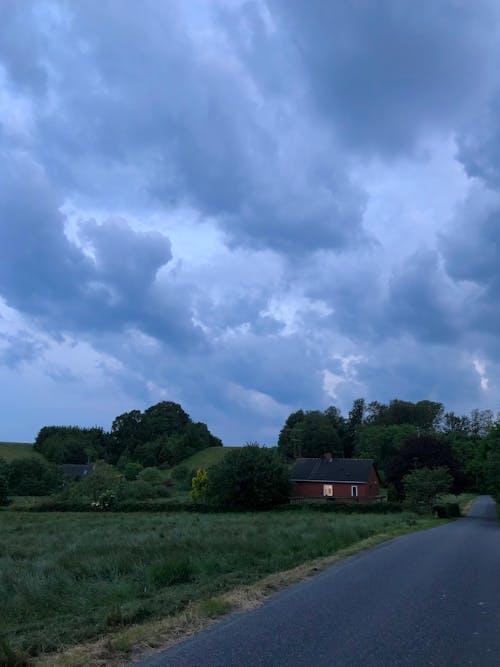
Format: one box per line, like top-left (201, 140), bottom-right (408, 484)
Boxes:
top-left (0, 441), bottom-right (41, 462)
top-left (0, 508), bottom-right (436, 662)
top-left (169, 446), bottom-right (239, 474)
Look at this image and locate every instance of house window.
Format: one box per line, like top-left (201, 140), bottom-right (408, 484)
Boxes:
top-left (351, 485), bottom-right (358, 497)
top-left (323, 484), bottom-right (333, 497)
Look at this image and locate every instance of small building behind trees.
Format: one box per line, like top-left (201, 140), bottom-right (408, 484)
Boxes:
top-left (290, 453), bottom-right (380, 501)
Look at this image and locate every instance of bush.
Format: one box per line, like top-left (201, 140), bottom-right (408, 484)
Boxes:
top-left (7, 458), bottom-right (62, 496)
top-left (93, 489), bottom-right (118, 511)
top-left (0, 458), bottom-right (10, 506)
top-left (137, 467), bottom-right (163, 485)
top-left (170, 466), bottom-right (195, 491)
top-left (432, 502), bottom-right (460, 518)
top-left (78, 461), bottom-right (122, 501)
top-left (191, 468), bottom-right (209, 502)
top-left (403, 467), bottom-right (453, 513)
top-left (118, 480), bottom-right (163, 501)
top-left (123, 462), bottom-right (143, 481)
top-left (206, 444), bottom-right (291, 510)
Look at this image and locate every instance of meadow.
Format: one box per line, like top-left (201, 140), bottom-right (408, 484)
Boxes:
top-left (0, 508), bottom-right (435, 662)
top-left (0, 443), bottom-right (41, 462)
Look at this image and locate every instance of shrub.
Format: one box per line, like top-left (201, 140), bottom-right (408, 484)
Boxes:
top-left (432, 502), bottom-right (460, 518)
top-left (78, 461), bottom-right (122, 501)
top-left (123, 462), bottom-right (143, 481)
top-left (191, 468), bottom-right (209, 502)
top-left (137, 467), bottom-right (162, 485)
top-left (403, 467), bottom-right (453, 513)
top-left (7, 458), bottom-right (62, 496)
top-left (206, 444), bottom-right (291, 510)
top-left (118, 480), bottom-right (162, 501)
top-left (170, 466), bottom-right (195, 491)
top-left (93, 490), bottom-right (118, 511)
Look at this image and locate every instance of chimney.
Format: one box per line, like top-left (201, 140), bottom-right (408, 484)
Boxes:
top-left (323, 452), bottom-right (333, 462)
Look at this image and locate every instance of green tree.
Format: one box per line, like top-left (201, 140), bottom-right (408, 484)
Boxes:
top-left (34, 426), bottom-right (106, 463)
top-left (79, 461), bottom-right (122, 501)
top-left (277, 410), bottom-right (305, 459)
top-left (443, 412), bottom-right (471, 434)
top-left (191, 468), bottom-right (209, 502)
top-left (7, 458), bottom-right (62, 496)
top-left (446, 433), bottom-right (486, 491)
top-left (277, 408), bottom-right (344, 459)
top-left (385, 433), bottom-right (459, 496)
top-left (109, 410), bottom-right (144, 463)
top-left (403, 467), bottom-right (452, 513)
top-left (354, 424), bottom-right (417, 475)
top-left (470, 409), bottom-right (494, 436)
top-left (345, 398), bottom-right (365, 457)
top-left (122, 462), bottom-right (143, 481)
top-left (207, 444), bottom-right (290, 509)
top-left (484, 425), bottom-right (500, 500)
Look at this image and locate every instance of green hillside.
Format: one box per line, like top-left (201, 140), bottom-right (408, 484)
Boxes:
top-left (171, 446), bottom-right (239, 473)
top-left (0, 442), bottom-right (43, 462)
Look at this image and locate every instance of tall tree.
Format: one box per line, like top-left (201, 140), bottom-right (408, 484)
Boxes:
top-left (385, 433), bottom-right (460, 496)
top-left (345, 398), bottom-right (365, 457)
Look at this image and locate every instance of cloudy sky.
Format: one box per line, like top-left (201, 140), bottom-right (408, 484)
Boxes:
top-left (1, 0), bottom-right (500, 445)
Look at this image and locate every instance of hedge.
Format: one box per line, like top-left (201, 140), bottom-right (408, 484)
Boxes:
top-left (432, 502), bottom-right (461, 518)
top-left (19, 498), bottom-right (404, 514)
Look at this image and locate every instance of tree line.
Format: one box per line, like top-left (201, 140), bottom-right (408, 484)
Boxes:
top-left (277, 399), bottom-right (500, 501)
top-left (33, 401), bottom-right (222, 467)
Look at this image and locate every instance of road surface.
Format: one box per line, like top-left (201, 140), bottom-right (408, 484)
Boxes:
top-left (137, 496), bottom-right (500, 667)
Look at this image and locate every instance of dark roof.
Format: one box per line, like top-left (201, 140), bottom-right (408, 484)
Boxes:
top-left (61, 464), bottom-right (93, 477)
top-left (290, 458), bottom-right (375, 483)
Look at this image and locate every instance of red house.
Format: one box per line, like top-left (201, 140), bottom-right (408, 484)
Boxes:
top-left (290, 454), bottom-right (381, 501)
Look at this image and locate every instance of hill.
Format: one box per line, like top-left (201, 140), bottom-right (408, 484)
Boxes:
top-left (170, 446), bottom-right (239, 473)
top-left (0, 442), bottom-right (44, 462)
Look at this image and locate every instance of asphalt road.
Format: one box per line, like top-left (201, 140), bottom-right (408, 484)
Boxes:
top-left (137, 496), bottom-right (500, 667)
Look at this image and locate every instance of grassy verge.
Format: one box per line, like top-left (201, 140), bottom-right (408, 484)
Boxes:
top-left (0, 509), bottom-right (441, 665)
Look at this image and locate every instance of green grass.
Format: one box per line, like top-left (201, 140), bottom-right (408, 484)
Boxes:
top-left (170, 446), bottom-right (239, 474)
top-left (0, 442), bottom-right (41, 463)
top-left (0, 508), bottom-right (436, 660)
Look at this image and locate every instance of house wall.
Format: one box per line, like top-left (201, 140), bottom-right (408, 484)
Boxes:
top-left (293, 481), bottom-right (371, 500)
top-left (292, 467), bottom-right (380, 501)
top-left (293, 481), bottom-right (325, 498)
top-left (367, 467), bottom-right (380, 498)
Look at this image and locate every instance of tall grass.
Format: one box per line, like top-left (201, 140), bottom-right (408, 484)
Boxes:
top-left (0, 510), bottom-right (423, 658)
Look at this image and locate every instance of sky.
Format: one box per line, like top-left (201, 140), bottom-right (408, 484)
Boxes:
top-left (1, 1), bottom-right (500, 445)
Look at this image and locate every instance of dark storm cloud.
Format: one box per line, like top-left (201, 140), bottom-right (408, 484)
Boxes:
top-left (0, 151), bottom-right (201, 350)
top-left (270, 0), bottom-right (499, 154)
top-left (0, 0), bottom-right (366, 255)
top-left (81, 219), bottom-right (172, 300)
top-left (0, 152), bottom-right (90, 316)
top-left (2, 0), bottom-right (500, 443)
top-left (440, 187), bottom-right (500, 341)
top-left (357, 340), bottom-right (487, 413)
top-left (386, 250), bottom-right (460, 343)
